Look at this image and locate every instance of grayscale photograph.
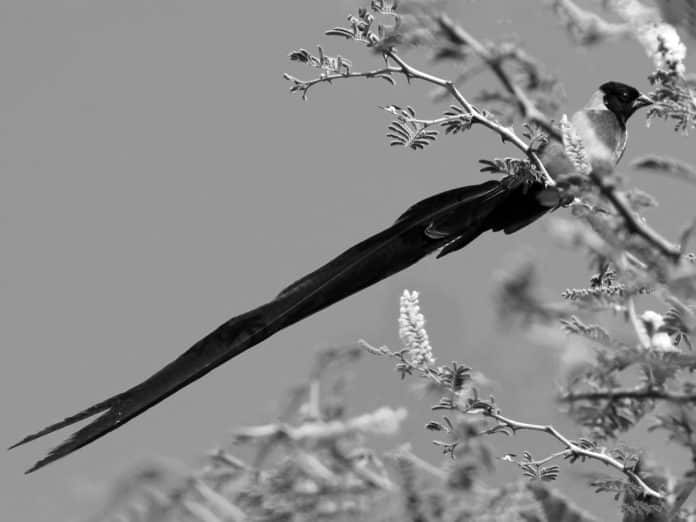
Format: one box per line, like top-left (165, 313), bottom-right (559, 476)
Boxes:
top-left (3, 1), bottom-right (696, 520)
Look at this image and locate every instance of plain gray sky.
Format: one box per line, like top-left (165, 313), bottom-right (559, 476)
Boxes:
top-left (2, 1), bottom-right (695, 520)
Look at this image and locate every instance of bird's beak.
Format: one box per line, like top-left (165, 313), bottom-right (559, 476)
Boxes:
top-left (633, 93), bottom-right (654, 110)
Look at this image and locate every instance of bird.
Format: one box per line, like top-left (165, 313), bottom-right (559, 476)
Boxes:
top-left (10, 81), bottom-right (653, 473)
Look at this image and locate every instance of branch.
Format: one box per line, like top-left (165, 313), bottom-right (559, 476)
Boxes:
top-left (285, 42), bottom-right (555, 185)
top-left (474, 405), bottom-right (664, 499)
top-left (383, 51), bottom-right (555, 186)
top-left (283, 64), bottom-right (400, 99)
top-left (525, 449), bottom-right (573, 467)
top-left (286, 10), bottom-right (688, 261)
top-left (363, 341), bottom-right (664, 499)
top-left (359, 339), bottom-right (444, 384)
top-left (435, 14), bottom-right (561, 142)
top-left (560, 386), bottom-right (696, 404)
top-left (589, 170), bottom-right (682, 261)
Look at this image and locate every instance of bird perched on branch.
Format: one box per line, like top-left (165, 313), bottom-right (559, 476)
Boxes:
top-left (11, 81), bottom-right (653, 473)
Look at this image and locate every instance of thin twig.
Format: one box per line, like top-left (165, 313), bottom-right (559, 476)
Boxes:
top-left (285, 47), bottom-right (555, 185)
top-left (384, 51), bottom-right (555, 186)
top-left (436, 14), bottom-right (561, 141)
top-left (527, 449), bottom-right (573, 467)
top-left (589, 171), bottom-right (682, 261)
top-left (477, 407), bottom-right (663, 499)
top-left (283, 65), bottom-right (400, 97)
top-left (363, 341), bottom-right (664, 499)
top-left (359, 340), bottom-right (444, 385)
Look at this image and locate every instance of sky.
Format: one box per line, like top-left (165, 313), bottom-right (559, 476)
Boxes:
top-left (2, 1), bottom-right (695, 520)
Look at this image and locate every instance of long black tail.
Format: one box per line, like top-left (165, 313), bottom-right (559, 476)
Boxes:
top-left (11, 176), bottom-right (555, 473)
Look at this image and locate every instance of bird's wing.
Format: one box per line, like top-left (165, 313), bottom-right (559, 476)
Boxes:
top-left (12, 176), bottom-right (550, 473)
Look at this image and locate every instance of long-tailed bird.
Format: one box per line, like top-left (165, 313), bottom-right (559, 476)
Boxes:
top-left (11, 81), bottom-right (653, 473)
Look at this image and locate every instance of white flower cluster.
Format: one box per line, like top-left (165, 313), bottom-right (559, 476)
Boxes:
top-left (641, 22), bottom-right (687, 75)
top-left (607, 0), bottom-right (687, 75)
top-left (560, 114), bottom-right (594, 174)
top-left (640, 310), bottom-right (675, 351)
top-left (398, 289), bottom-right (435, 366)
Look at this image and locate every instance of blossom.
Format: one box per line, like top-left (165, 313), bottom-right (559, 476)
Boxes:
top-left (641, 310), bottom-right (676, 351)
top-left (641, 310), bottom-right (665, 330)
top-left (398, 289), bottom-right (435, 366)
top-left (652, 332), bottom-right (675, 351)
top-left (608, 0), bottom-right (687, 75)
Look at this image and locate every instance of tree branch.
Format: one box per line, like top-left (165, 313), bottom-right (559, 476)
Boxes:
top-left (435, 14), bottom-right (681, 262)
top-left (283, 65), bottom-right (400, 99)
top-left (380, 51), bottom-right (555, 186)
top-left (363, 340), bottom-right (664, 499)
top-left (474, 405), bottom-right (664, 499)
top-left (435, 14), bottom-right (561, 142)
top-left (560, 386), bottom-right (696, 404)
top-left (285, 44), bottom-right (556, 185)
top-left (589, 170), bottom-right (682, 261)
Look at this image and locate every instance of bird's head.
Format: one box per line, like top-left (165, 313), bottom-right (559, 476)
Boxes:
top-left (598, 81), bottom-right (654, 125)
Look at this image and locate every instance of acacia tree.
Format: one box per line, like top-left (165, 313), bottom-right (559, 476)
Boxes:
top-left (89, 1), bottom-right (696, 521)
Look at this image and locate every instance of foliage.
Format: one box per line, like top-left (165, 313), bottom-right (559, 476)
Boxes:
top-left (85, 340), bottom-right (602, 522)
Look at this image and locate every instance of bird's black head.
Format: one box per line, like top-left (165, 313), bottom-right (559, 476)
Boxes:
top-left (599, 81), bottom-right (653, 125)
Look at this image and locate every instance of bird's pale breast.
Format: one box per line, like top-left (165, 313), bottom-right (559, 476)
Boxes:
top-left (571, 109), bottom-right (628, 169)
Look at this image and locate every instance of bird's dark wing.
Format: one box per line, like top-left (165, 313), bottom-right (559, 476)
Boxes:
top-left (11, 175), bottom-right (554, 473)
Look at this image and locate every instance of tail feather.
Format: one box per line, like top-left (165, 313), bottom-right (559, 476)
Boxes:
top-left (8, 400), bottom-right (113, 451)
top-left (11, 303), bottom-right (284, 473)
top-left (19, 402), bottom-right (124, 473)
top-left (11, 177), bottom-right (552, 473)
